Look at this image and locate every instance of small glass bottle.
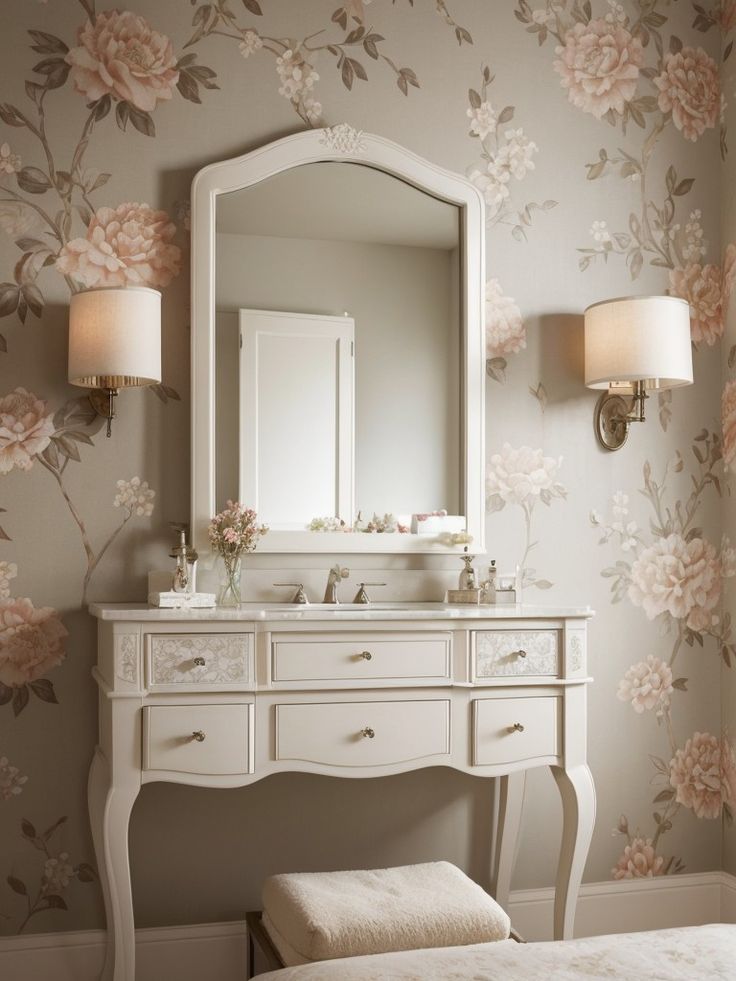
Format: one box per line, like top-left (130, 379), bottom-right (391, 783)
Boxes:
top-left (169, 525), bottom-right (198, 596)
top-left (481, 560), bottom-right (497, 604)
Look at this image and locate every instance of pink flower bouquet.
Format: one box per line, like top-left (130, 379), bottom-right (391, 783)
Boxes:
top-left (208, 501), bottom-right (267, 606)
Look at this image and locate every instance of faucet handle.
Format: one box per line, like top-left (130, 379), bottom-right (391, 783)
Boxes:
top-left (330, 564), bottom-right (350, 580)
top-left (353, 582), bottom-right (386, 605)
top-left (273, 583), bottom-right (309, 604)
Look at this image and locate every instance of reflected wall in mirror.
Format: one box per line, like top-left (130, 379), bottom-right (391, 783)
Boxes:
top-left (192, 128), bottom-right (485, 553)
top-left (215, 162), bottom-right (461, 533)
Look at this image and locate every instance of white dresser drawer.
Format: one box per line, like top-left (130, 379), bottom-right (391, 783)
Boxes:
top-left (145, 634), bottom-right (252, 690)
top-left (142, 704), bottom-right (253, 775)
top-left (271, 632), bottom-right (451, 685)
top-left (474, 630), bottom-right (559, 678)
top-left (274, 699), bottom-right (450, 767)
top-left (472, 696), bottom-right (559, 766)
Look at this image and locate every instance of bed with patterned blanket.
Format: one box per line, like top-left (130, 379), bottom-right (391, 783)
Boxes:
top-left (257, 924), bottom-right (735, 980)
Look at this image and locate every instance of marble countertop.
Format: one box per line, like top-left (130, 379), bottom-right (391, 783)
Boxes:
top-left (89, 602), bottom-right (594, 622)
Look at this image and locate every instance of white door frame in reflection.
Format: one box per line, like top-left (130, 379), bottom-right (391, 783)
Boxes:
top-left (191, 125), bottom-right (486, 554)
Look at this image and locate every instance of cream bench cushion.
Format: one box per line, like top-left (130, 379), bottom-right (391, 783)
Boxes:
top-left (261, 861), bottom-right (511, 966)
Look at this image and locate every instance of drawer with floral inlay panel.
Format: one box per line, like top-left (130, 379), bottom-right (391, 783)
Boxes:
top-left (144, 633), bottom-right (253, 691)
top-left (473, 630), bottom-right (560, 680)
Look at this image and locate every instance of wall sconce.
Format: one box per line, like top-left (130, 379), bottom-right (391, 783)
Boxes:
top-left (584, 295), bottom-right (693, 451)
top-left (68, 287), bottom-right (161, 437)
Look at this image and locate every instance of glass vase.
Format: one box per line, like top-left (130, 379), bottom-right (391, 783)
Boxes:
top-left (218, 555), bottom-right (242, 608)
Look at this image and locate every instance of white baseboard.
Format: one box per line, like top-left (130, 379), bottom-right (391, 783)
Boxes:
top-left (0, 920), bottom-right (249, 981)
top-left (2, 872), bottom-right (735, 981)
top-left (508, 870), bottom-right (736, 941)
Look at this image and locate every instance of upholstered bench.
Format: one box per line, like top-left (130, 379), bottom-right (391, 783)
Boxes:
top-left (246, 862), bottom-right (513, 977)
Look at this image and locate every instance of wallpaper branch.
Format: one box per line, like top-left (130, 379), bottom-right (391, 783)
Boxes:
top-left (0, 0), bottom-right (733, 936)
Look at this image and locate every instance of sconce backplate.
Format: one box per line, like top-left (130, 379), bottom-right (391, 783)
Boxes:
top-left (595, 392), bottom-right (630, 451)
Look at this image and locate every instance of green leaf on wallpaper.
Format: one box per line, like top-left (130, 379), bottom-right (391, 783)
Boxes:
top-left (486, 357), bottom-right (507, 383)
top-left (88, 94), bottom-right (112, 122)
top-left (0, 103), bottom-right (25, 127)
top-left (397, 67), bottom-right (419, 96)
top-left (115, 101), bottom-right (155, 138)
top-left (468, 88), bottom-right (481, 109)
top-left (363, 34), bottom-right (382, 60)
top-left (674, 178), bottom-right (695, 196)
top-left (653, 789), bottom-right (675, 803)
top-left (25, 81), bottom-right (44, 105)
top-left (21, 819), bottom-right (37, 840)
top-left (7, 876), bottom-right (27, 896)
top-left (28, 30), bottom-right (68, 55)
top-left (12, 685), bottom-right (29, 717)
top-left (332, 7), bottom-right (348, 30)
top-left (77, 863), bottom-right (96, 883)
top-left (455, 27), bottom-right (473, 46)
top-left (29, 678), bottom-right (58, 704)
top-left (0, 284), bottom-right (20, 317)
top-left (498, 106), bottom-right (515, 125)
top-left (31, 57), bottom-right (70, 90)
top-left (16, 167), bottom-right (51, 194)
top-left (672, 678), bottom-right (688, 691)
top-left (242, 0), bottom-right (263, 14)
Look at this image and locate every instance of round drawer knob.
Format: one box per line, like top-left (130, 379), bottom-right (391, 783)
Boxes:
top-left (193, 656), bottom-right (206, 667)
top-left (361, 727), bottom-right (375, 739)
top-left (359, 651), bottom-right (372, 661)
top-left (191, 730), bottom-right (206, 742)
top-left (513, 650), bottom-right (527, 659)
top-left (510, 722), bottom-right (525, 733)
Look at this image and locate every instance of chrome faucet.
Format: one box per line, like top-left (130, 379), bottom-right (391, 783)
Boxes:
top-left (323, 564), bottom-right (349, 603)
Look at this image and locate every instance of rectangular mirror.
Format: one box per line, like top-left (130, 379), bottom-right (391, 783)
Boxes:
top-left (192, 128), bottom-right (485, 553)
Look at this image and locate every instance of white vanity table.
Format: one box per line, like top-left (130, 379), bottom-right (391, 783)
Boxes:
top-left (88, 602), bottom-right (594, 981)
top-left (87, 126), bottom-right (595, 980)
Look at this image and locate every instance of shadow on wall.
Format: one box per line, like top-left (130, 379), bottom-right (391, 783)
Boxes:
top-left (536, 313), bottom-right (586, 406)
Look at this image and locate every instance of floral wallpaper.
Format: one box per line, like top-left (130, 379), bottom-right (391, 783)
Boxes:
top-left (0, 0), bottom-right (732, 936)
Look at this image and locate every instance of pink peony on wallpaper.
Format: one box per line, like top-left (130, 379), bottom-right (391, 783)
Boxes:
top-left (0, 0), bottom-right (734, 937)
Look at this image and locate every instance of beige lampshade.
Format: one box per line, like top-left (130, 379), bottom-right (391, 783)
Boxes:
top-left (68, 287), bottom-right (161, 389)
top-left (584, 295), bottom-right (693, 391)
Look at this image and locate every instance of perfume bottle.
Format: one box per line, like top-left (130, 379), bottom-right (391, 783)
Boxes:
top-left (481, 560), bottom-right (497, 604)
top-left (458, 549), bottom-right (477, 590)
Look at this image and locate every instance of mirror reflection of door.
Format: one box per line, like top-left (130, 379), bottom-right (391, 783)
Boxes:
top-left (239, 310), bottom-right (354, 528)
top-left (214, 161), bottom-right (461, 530)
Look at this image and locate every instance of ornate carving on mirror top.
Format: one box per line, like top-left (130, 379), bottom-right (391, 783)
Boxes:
top-left (318, 123), bottom-right (366, 153)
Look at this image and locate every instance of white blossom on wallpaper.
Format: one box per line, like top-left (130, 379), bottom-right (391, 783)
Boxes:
top-left (591, 429), bottom-right (735, 876)
top-left (5, 816), bottom-right (95, 933)
top-left (466, 64), bottom-right (556, 241)
top-left (515, 0), bottom-right (724, 346)
top-left (487, 444), bottom-right (566, 589)
top-left (0, 754), bottom-right (27, 801)
top-left (485, 278), bottom-right (526, 383)
top-left (186, 0), bottom-right (472, 127)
